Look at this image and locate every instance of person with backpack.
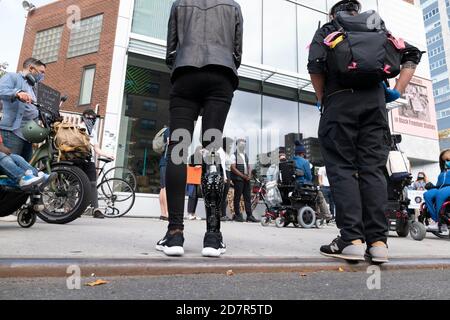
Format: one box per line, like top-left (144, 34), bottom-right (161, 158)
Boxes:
top-left (78, 109), bottom-right (115, 219)
top-left (156, 0), bottom-right (243, 257)
top-left (308, 0), bottom-right (422, 263)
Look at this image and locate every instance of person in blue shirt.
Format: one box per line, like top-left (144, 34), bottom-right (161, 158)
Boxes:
top-left (292, 141), bottom-right (312, 184)
top-left (423, 149), bottom-right (450, 231)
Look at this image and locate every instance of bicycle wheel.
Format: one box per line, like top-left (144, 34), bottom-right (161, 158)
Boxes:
top-left (97, 178), bottom-right (135, 218)
top-left (101, 166), bottom-right (137, 192)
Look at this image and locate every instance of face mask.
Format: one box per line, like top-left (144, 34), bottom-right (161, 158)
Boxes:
top-left (34, 72), bottom-right (44, 83)
top-left (82, 116), bottom-right (97, 135)
top-left (445, 161), bottom-right (450, 169)
top-left (417, 176), bottom-right (424, 180)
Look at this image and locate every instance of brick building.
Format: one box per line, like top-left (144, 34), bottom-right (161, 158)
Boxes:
top-left (18, 0), bottom-right (120, 117)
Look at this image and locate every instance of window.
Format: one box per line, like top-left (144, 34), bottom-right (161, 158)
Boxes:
top-left (263, 0), bottom-right (297, 72)
top-left (79, 66), bottom-right (96, 105)
top-left (132, 0), bottom-right (175, 40)
top-left (32, 26), bottom-right (63, 64)
top-left (67, 14), bottom-right (103, 58)
top-left (430, 58), bottom-right (447, 71)
top-left (424, 7), bottom-right (439, 21)
top-left (143, 100), bottom-right (158, 112)
top-left (140, 119), bottom-right (157, 130)
top-left (238, 0), bottom-right (262, 64)
top-left (428, 45), bottom-right (444, 58)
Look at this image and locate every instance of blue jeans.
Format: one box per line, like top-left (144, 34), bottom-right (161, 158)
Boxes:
top-left (0, 130), bottom-right (33, 162)
top-left (321, 186), bottom-right (336, 218)
top-left (0, 152), bottom-right (38, 182)
top-left (424, 187), bottom-right (450, 222)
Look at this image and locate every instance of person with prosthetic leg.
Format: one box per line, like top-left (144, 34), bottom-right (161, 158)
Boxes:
top-left (155, 0), bottom-right (243, 257)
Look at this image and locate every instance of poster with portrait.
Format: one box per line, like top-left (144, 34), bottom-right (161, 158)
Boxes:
top-left (391, 77), bottom-right (438, 140)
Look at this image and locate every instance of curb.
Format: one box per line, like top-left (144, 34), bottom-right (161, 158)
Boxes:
top-left (1, 257), bottom-right (450, 278)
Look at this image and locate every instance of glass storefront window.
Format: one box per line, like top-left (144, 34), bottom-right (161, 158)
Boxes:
top-left (132, 0), bottom-right (175, 40)
top-left (223, 91), bottom-right (262, 167)
top-left (263, 0), bottom-right (298, 72)
top-left (118, 62), bottom-right (171, 194)
top-left (236, 0), bottom-right (263, 65)
top-left (297, 7), bottom-right (328, 77)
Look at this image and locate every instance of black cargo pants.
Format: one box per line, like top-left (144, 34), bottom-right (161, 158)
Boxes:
top-left (318, 84), bottom-right (390, 245)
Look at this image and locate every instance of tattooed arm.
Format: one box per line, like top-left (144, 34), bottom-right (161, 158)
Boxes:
top-left (395, 61), bottom-right (417, 94)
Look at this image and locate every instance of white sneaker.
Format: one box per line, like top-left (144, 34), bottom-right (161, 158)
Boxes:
top-left (0, 215), bottom-right (18, 222)
top-left (19, 174), bottom-right (44, 188)
top-left (188, 214), bottom-right (201, 220)
top-left (427, 221), bottom-right (440, 231)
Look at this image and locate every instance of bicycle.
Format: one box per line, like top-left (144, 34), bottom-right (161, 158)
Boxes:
top-left (96, 157), bottom-right (137, 192)
top-left (94, 157), bottom-right (136, 218)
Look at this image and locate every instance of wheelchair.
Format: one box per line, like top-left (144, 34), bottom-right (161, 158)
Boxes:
top-left (409, 190), bottom-right (450, 241)
top-left (384, 134), bottom-right (418, 238)
top-left (269, 160), bottom-right (324, 229)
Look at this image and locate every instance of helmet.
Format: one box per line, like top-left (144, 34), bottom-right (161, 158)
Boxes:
top-left (21, 120), bottom-right (50, 143)
top-left (329, 0), bottom-right (361, 16)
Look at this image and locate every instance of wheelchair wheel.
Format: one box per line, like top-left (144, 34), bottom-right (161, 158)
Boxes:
top-left (275, 217), bottom-right (285, 228)
top-left (410, 221), bottom-right (426, 241)
top-left (297, 206), bottom-right (316, 229)
top-left (17, 208), bottom-right (36, 228)
top-left (261, 216), bottom-right (270, 227)
top-left (396, 220), bottom-right (410, 238)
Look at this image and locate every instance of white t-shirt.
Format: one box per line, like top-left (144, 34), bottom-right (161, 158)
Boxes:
top-left (318, 166), bottom-right (330, 187)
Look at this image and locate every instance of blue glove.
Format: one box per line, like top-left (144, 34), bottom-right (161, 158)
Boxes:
top-left (316, 101), bottom-right (321, 111)
top-left (382, 82), bottom-right (401, 103)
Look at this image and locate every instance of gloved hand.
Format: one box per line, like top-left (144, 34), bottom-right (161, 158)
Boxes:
top-left (316, 101), bottom-right (322, 111)
top-left (382, 82), bottom-right (401, 103)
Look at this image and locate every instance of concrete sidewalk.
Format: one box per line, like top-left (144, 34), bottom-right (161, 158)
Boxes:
top-left (0, 216), bottom-right (449, 276)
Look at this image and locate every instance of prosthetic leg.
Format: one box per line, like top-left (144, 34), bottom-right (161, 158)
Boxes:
top-left (201, 149), bottom-right (226, 257)
top-left (201, 150), bottom-right (224, 233)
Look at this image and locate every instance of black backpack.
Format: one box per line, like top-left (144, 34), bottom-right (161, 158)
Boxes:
top-left (325, 10), bottom-right (404, 88)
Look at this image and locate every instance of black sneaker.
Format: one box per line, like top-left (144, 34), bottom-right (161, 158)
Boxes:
top-left (220, 215), bottom-right (232, 222)
top-left (233, 214), bottom-right (244, 222)
top-left (202, 232), bottom-right (226, 257)
top-left (246, 214), bottom-right (259, 223)
top-left (320, 236), bottom-right (365, 261)
top-left (156, 231), bottom-right (184, 256)
top-left (93, 209), bottom-right (105, 219)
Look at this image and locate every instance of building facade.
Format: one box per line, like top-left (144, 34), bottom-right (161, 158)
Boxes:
top-left (19, 0), bottom-right (441, 217)
top-left (416, 0), bottom-right (450, 148)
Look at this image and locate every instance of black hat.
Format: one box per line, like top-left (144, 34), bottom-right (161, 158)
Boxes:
top-left (330, 0), bottom-right (361, 16)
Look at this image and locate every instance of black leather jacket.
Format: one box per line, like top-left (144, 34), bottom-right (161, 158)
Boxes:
top-left (166, 0), bottom-right (243, 84)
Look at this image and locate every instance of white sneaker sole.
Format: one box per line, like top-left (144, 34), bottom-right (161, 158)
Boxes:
top-left (155, 245), bottom-right (184, 256)
top-left (320, 252), bottom-right (365, 261)
top-left (202, 247), bottom-right (226, 257)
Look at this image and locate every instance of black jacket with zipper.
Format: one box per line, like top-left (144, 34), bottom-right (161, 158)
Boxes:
top-left (166, 0), bottom-right (243, 87)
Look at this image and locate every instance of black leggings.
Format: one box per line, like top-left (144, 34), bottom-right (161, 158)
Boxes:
top-left (166, 66), bottom-right (234, 231)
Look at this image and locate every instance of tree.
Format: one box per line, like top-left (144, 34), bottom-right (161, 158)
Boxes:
top-left (0, 62), bottom-right (8, 78)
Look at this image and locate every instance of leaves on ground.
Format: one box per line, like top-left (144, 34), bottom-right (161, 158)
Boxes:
top-left (338, 267), bottom-right (345, 272)
top-left (85, 279), bottom-right (109, 287)
top-left (226, 270), bottom-right (234, 276)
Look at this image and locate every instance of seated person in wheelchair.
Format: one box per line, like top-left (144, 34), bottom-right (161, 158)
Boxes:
top-left (0, 135), bottom-right (49, 189)
top-left (423, 149), bottom-right (450, 231)
top-left (292, 141), bottom-right (312, 185)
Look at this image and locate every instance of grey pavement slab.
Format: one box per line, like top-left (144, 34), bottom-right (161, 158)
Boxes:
top-left (0, 216), bottom-right (449, 259)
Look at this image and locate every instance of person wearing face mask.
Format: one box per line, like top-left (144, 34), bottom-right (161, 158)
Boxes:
top-left (79, 109), bottom-right (115, 219)
top-left (0, 58), bottom-right (46, 162)
top-left (423, 150), bottom-right (450, 232)
top-left (412, 171), bottom-right (428, 191)
top-left (230, 138), bottom-right (259, 223)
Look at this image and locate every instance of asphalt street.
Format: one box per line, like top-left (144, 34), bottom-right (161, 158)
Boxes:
top-left (1, 269), bottom-right (449, 300)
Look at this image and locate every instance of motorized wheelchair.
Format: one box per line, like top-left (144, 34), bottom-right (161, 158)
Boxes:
top-left (409, 187), bottom-right (450, 241)
top-left (384, 134), bottom-right (417, 238)
top-left (260, 160), bottom-right (327, 229)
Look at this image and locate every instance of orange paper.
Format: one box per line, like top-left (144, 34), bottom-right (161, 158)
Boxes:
top-left (186, 166), bottom-right (202, 185)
